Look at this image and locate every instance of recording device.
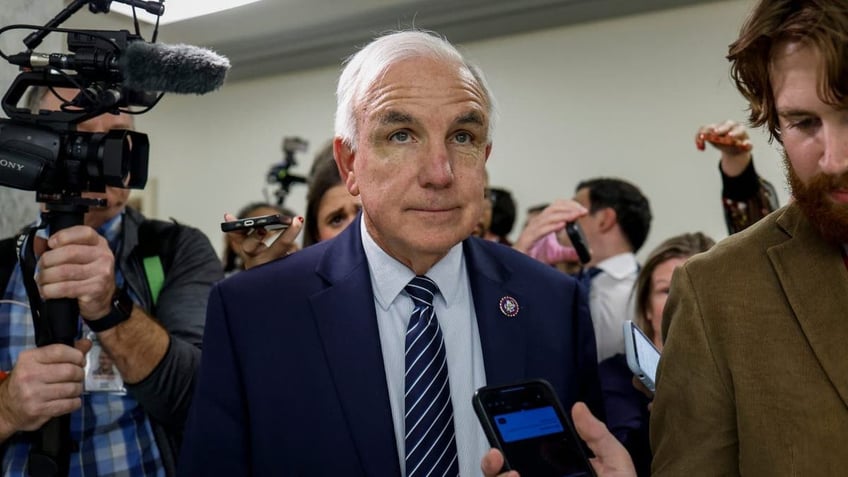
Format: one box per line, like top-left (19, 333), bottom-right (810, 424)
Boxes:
top-left (565, 221), bottom-right (591, 265)
top-left (623, 320), bottom-right (661, 393)
top-left (0, 17), bottom-right (230, 196)
top-left (267, 136), bottom-right (308, 206)
top-left (221, 213), bottom-right (292, 233)
top-left (473, 379), bottom-right (597, 477)
top-left (696, 131), bottom-right (752, 151)
top-left (0, 2), bottom-right (230, 475)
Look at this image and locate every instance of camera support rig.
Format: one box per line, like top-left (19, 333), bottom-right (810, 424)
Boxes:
top-left (0, 2), bottom-right (161, 476)
top-left (267, 136), bottom-right (308, 207)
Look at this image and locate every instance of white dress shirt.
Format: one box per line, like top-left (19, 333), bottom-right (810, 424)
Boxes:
top-left (361, 217), bottom-right (488, 476)
top-left (588, 252), bottom-right (639, 362)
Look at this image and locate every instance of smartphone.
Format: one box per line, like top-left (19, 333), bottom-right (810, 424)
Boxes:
top-left (565, 222), bottom-right (591, 265)
top-left (473, 379), bottom-right (597, 477)
top-left (696, 132), bottom-right (752, 151)
top-left (220, 213), bottom-right (292, 233)
top-left (623, 320), bottom-right (661, 393)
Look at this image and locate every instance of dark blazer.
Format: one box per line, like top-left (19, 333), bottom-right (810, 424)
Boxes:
top-left (179, 219), bottom-right (602, 476)
top-left (598, 354), bottom-right (652, 477)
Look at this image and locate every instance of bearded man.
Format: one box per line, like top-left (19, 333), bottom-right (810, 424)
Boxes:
top-left (650, 2), bottom-right (848, 475)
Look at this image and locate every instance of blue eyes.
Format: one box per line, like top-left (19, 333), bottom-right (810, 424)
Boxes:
top-left (455, 132), bottom-right (471, 144)
top-left (388, 131), bottom-right (473, 143)
top-left (390, 131), bottom-right (411, 143)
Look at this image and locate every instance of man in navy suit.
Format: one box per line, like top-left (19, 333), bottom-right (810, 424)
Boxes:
top-left (180, 29), bottom-right (602, 476)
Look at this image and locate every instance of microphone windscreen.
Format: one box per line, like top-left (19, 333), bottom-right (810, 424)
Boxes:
top-left (120, 42), bottom-right (231, 95)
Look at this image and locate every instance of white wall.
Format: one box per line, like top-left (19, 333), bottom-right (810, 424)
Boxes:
top-left (135, 0), bottom-right (785, 258)
top-left (0, 0), bottom-right (61, 236)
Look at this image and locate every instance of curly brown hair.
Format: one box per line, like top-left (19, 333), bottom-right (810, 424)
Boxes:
top-left (728, 0), bottom-right (848, 143)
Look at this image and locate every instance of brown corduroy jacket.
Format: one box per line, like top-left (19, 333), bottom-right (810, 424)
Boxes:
top-left (652, 203), bottom-right (848, 476)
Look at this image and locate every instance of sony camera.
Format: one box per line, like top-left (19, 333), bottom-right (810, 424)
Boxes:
top-left (0, 26), bottom-right (152, 200)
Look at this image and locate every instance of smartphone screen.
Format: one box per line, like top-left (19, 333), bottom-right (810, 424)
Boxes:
top-left (623, 320), bottom-right (661, 392)
top-left (473, 380), bottom-right (596, 477)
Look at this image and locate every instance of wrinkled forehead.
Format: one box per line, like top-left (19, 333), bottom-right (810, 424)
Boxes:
top-left (361, 56), bottom-right (490, 107)
top-left (335, 31), bottom-right (498, 144)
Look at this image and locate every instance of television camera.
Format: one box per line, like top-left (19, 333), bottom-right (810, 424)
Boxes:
top-left (0, 1), bottom-right (228, 475)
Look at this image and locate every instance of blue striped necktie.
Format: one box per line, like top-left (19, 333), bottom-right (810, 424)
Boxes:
top-left (404, 275), bottom-right (459, 477)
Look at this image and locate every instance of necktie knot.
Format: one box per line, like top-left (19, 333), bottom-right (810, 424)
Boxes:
top-left (405, 275), bottom-right (438, 308)
top-left (583, 266), bottom-right (602, 280)
top-left (576, 266), bottom-right (602, 290)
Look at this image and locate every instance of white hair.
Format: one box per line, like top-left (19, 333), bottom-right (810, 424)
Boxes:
top-left (334, 30), bottom-right (497, 151)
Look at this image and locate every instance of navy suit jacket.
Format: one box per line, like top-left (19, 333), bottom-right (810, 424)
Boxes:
top-left (179, 219), bottom-right (602, 476)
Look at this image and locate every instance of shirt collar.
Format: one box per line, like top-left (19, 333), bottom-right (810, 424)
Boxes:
top-left (98, 212), bottom-right (123, 251)
top-left (596, 252), bottom-right (639, 279)
top-left (360, 214), bottom-right (464, 311)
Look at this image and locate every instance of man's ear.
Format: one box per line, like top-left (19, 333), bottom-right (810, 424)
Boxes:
top-left (597, 207), bottom-right (617, 233)
top-left (333, 137), bottom-right (359, 196)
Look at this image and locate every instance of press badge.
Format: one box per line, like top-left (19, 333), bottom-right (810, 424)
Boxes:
top-left (83, 332), bottom-right (126, 394)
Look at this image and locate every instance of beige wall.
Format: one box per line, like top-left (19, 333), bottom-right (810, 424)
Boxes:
top-left (23, 1), bottom-right (774, 259)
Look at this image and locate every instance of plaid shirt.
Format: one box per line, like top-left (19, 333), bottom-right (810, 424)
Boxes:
top-left (0, 213), bottom-right (163, 476)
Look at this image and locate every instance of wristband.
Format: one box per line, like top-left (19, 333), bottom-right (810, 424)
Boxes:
top-left (84, 288), bottom-right (134, 332)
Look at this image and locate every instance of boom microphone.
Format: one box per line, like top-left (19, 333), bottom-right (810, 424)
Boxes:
top-left (119, 42), bottom-right (230, 95)
top-left (9, 41), bottom-right (230, 95)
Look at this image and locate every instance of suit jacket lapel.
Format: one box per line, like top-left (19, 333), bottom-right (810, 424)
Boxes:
top-left (311, 220), bottom-right (400, 476)
top-left (464, 239), bottom-right (528, 386)
top-left (769, 205), bottom-right (848, 408)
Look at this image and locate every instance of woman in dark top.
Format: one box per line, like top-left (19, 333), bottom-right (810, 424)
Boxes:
top-left (599, 232), bottom-right (715, 476)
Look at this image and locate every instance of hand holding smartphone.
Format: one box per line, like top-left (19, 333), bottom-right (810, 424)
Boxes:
top-left (473, 379), bottom-right (597, 477)
top-left (623, 320), bottom-right (661, 393)
top-left (696, 131), bottom-right (752, 152)
top-left (220, 213), bottom-right (292, 233)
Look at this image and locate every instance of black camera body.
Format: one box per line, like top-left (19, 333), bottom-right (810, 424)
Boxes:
top-left (0, 29), bottom-right (150, 201)
top-left (0, 119), bottom-right (148, 196)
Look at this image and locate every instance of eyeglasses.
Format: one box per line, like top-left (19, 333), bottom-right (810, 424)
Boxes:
top-left (484, 188), bottom-right (497, 203)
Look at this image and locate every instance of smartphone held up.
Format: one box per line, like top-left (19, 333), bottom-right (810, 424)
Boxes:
top-left (220, 213), bottom-right (292, 233)
top-left (695, 131), bottom-right (752, 151)
top-left (565, 222), bottom-right (591, 265)
top-left (623, 320), bottom-right (661, 393)
top-left (473, 379), bottom-right (597, 477)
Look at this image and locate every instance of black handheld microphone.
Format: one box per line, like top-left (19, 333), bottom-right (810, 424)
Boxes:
top-left (120, 42), bottom-right (230, 94)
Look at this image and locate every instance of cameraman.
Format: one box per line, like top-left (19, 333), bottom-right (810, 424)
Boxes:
top-left (0, 87), bottom-right (223, 475)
